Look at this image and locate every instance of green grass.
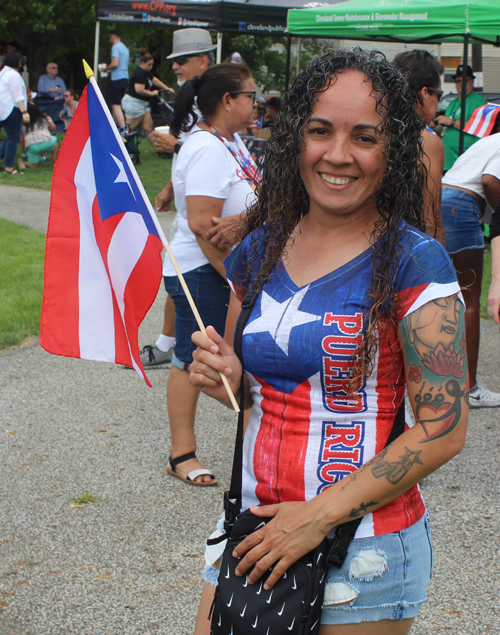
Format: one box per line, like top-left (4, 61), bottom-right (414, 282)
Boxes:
top-left (0, 219), bottom-right (46, 349)
top-left (0, 138), bottom-right (171, 351)
top-left (0, 131), bottom-right (172, 207)
top-left (72, 491), bottom-right (98, 505)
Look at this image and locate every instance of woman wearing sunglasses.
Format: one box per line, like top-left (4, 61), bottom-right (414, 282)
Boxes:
top-left (60, 88), bottom-right (79, 130)
top-left (163, 63), bottom-right (258, 487)
top-left (393, 50), bottom-right (445, 245)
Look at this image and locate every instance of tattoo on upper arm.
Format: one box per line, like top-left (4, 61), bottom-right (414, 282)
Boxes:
top-left (371, 447), bottom-right (423, 484)
top-left (401, 294), bottom-right (468, 443)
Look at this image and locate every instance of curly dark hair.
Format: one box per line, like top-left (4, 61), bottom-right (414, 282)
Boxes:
top-left (241, 47), bottom-right (426, 386)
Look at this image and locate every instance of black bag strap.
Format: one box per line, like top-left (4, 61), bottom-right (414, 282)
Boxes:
top-left (224, 288), bottom-right (407, 565)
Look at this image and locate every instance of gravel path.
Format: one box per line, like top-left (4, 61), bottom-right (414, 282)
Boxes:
top-left (0, 184), bottom-right (499, 635)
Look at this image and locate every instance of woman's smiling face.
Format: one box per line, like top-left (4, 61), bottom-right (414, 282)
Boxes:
top-left (298, 71), bottom-right (387, 224)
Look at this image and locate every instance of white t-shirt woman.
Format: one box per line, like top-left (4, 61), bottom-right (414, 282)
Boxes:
top-left (163, 125), bottom-right (255, 277)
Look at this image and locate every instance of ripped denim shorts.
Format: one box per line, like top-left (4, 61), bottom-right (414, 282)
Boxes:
top-left (321, 512), bottom-right (432, 625)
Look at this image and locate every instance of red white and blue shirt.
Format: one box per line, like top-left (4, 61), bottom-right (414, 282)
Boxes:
top-left (224, 224), bottom-right (460, 538)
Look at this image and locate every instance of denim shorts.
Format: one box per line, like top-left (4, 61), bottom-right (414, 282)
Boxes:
top-left (441, 187), bottom-right (485, 254)
top-left (203, 513), bottom-right (432, 625)
top-left (163, 264), bottom-right (230, 370)
top-left (121, 94), bottom-right (150, 119)
top-left (321, 513), bottom-right (432, 624)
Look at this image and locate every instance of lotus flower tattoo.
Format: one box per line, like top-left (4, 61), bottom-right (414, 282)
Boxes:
top-left (420, 342), bottom-right (466, 378)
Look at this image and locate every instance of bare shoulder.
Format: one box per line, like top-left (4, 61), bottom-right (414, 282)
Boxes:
top-left (422, 128), bottom-right (445, 159)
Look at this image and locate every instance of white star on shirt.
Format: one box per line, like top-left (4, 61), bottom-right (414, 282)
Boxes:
top-left (110, 153), bottom-right (136, 200)
top-left (244, 286), bottom-right (321, 355)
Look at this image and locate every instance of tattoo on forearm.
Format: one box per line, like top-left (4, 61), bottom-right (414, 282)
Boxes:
top-left (340, 447), bottom-right (389, 491)
top-left (371, 447), bottom-right (423, 485)
top-left (349, 501), bottom-right (379, 518)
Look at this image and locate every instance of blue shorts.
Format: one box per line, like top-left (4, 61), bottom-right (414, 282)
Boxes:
top-left (163, 264), bottom-right (230, 370)
top-left (441, 187), bottom-right (485, 254)
top-left (321, 513), bottom-right (432, 624)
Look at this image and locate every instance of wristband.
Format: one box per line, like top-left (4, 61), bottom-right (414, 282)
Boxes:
top-left (449, 118), bottom-right (456, 127)
top-left (20, 110), bottom-right (27, 114)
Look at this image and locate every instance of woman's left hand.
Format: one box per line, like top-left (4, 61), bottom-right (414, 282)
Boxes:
top-left (233, 501), bottom-right (330, 589)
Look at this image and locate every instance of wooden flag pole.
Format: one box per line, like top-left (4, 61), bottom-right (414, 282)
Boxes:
top-left (82, 60), bottom-right (240, 413)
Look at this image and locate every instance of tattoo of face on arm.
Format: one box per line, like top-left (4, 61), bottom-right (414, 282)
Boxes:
top-left (401, 294), bottom-right (468, 444)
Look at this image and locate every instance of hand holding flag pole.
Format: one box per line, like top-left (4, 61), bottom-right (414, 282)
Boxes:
top-left (80, 60), bottom-right (240, 412)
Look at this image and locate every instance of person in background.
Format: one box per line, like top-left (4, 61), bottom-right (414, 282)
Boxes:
top-left (225, 52), bottom-right (244, 65)
top-left (0, 41), bottom-right (7, 67)
top-left (164, 63), bottom-right (257, 487)
top-left (440, 132), bottom-right (500, 407)
top-left (151, 27), bottom-right (216, 165)
top-left (18, 102), bottom-right (58, 169)
top-left (487, 200), bottom-right (500, 326)
top-left (60, 88), bottom-right (79, 130)
top-left (0, 51), bottom-right (30, 175)
top-left (435, 64), bottom-right (486, 171)
top-left (104, 29), bottom-right (129, 133)
top-left (121, 51), bottom-right (172, 148)
top-left (140, 28), bottom-right (217, 369)
top-left (189, 48), bottom-right (468, 635)
top-left (37, 62), bottom-right (66, 100)
top-left (249, 96), bottom-right (265, 129)
top-left (262, 95), bottom-right (280, 128)
top-left (393, 50), bottom-right (445, 244)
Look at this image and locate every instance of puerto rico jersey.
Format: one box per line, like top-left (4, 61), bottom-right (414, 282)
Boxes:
top-left (224, 224), bottom-right (460, 538)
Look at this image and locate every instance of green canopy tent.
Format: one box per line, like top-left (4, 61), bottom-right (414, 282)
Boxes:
top-left (288, 0), bottom-right (500, 153)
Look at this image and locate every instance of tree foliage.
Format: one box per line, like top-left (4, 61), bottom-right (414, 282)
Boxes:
top-left (0, 0), bottom-right (326, 97)
top-left (0, 0), bottom-right (96, 89)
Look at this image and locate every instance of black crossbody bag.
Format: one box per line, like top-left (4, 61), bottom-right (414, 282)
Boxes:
top-left (209, 291), bottom-right (405, 635)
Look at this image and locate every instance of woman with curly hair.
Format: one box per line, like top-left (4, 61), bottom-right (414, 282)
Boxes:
top-left (190, 49), bottom-right (468, 634)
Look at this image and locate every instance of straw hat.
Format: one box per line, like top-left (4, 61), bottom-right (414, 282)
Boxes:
top-left (167, 28), bottom-right (217, 59)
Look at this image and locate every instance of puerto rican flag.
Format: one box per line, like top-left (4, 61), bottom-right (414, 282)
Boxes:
top-left (464, 103), bottom-right (500, 138)
top-left (40, 83), bottom-right (163, 385)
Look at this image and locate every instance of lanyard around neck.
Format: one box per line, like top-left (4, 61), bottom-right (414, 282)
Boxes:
top-left (201, 119), bottom-right (261, 188)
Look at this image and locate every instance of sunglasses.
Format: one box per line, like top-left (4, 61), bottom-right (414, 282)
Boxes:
top-left (230, 90), bottom-right (257, 100)
top-left (427, 87), bottom-right (444, 100)
top-left (172, 55), bottom-right (200, 65)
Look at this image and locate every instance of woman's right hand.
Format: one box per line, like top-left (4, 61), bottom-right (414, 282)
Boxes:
top-left (190, 325), bottom-right (242, 403)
